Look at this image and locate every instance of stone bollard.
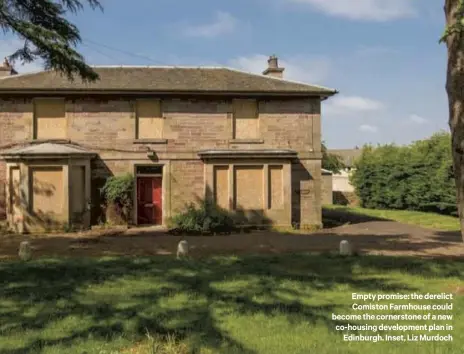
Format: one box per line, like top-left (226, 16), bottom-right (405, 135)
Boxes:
top-left (339, 240), bottom-right (352, 256)
top-left (176, 240), bottom-right (189, 259)
top-left (18, 241), bottom-right (32, 261)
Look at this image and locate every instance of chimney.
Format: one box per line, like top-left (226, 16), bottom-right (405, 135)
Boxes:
top-left (262, 55), bottom-right (285, 79)
top-left (0, 58), bottom-right (17, 78)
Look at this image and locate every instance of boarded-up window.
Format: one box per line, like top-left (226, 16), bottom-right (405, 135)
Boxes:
top-left (268, 165), bottom-right (283, 209)
top-left (34, 99), bottom-right (66, 139)
top-left (136, 99), bottom-right (163, 139)
top-left (31, 167), bottom-right (64, 219)
top-left (9, 167), bottom-right (21, 218)
top-left (234, 166), bottom-right (264, 210)
top-left (214, 166), bottom-right (229, 209)
top-left (70, 166), bottom-right (86, 216)
top-left (233, 99), bottom-right (258, 139)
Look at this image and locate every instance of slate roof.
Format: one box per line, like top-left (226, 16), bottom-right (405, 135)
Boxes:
top-left (328, 149), bottom-right (362, 167)
top-left (0, 66), bottom-right (337, 95)
top-left (1, 142), bottom-right (95, 157)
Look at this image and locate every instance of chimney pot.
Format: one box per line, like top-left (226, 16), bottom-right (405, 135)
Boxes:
top-left (268, 55), bottom-right (278, 69)
top-left (262, 55), bottom-right (285, 79)
top-left (0, 57), bottom-right (17, 77)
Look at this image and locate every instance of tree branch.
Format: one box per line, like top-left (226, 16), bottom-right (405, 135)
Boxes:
top-left (0, 0), bottom-right (102, 82)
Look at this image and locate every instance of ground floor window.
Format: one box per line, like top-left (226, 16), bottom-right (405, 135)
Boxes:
top-left (212, 164), bottom-right (284, 211)
top-left (234, 165), bottom-right (264, 210)
top-left (30, 166), bottom-right (65, 221)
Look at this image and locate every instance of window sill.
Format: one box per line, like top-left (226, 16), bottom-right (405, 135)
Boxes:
top-left (29, 139), bottom-right (71, 144)
top-left (228, 139), bottom-right (264, 144)
top-left (133, 139), bottom-right (168, 144)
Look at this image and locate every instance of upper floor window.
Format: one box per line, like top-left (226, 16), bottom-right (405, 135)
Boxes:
top-left (33, 98), bottom-right (66, 140)
top-left (233, 99), bottom-right (259, 139)
top-left (135, 99), bottom-right (163, 139)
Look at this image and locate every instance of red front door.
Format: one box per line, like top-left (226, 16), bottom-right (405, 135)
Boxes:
top-left (137, 177), bottom-right (162, 225)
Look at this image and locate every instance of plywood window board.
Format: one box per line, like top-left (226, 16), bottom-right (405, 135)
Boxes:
top-left (233, 165), bottom-right (264, 210)
top-left (233, 99), bottom-right (259, 139)
top-left (136, 99), bottom-right (163, 139)
top-left (34, 99), bottom-right (66, 139)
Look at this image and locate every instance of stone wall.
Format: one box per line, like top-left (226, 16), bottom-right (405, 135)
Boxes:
top-left (291, 159), bottom-right (322, 228)
top-left (321, 173), bottom-right (333, 205)
top-left (0, 96), bottom-right (323, 228)
top-left (332, 170), bottom-right (355, 192)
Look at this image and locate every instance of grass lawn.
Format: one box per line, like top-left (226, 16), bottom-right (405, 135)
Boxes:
top-left (0, 254), bottom-right (463, 353)
top-left (324, 205), bottom-right (461, 231)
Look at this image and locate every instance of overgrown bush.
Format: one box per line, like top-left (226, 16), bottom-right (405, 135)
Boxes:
top-left (351, 132), bottom-right (457, 215)
top-left (101, 173), bottom-right (134, 222)
top-left (168, 201), bottom-right (236, 235)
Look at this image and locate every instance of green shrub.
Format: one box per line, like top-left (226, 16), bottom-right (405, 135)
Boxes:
top-left (101, 173), bottom-right (134, 221)
top-left (169, 201), bottom-right (236, 235)
top-left (351, 132), bottom-right (457, 215)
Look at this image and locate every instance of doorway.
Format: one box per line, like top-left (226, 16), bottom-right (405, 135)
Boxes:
top-left (136, 176), bottom-right (162, 225)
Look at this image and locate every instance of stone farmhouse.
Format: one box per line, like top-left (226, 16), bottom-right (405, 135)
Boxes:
top-left (0, 56), bottom-right (337, 233)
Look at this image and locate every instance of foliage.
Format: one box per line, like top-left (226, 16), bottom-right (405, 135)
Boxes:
top-left (441, 0), bottom-right (464, 42)
top-left (350, 132), bottom-right (457, 215)
top-left (321, 141), bottom-right (345, 173)
top-left (0, 0), bottom-right (102, 81)
top-left (101, 173), bottom-right (134, 219)
top-left (169, 200), bottom-right (236, 235)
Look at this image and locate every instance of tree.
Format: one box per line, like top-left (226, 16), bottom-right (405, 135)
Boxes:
top-left (442, 0), bottom-right (464, 241)
top-left (0, 0), bottom-right (102, 81)
top-left (321, 142), bottom-right (345, 174)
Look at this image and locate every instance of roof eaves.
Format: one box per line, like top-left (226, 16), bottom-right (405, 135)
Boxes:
top-left (0, 88), bottom-right (334, 96)
top-left (90, 65), bottom-right (227, 69)
top-left (223, 67), bottom-right (338, 94)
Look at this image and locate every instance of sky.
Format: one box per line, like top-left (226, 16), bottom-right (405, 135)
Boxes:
top-left (0, 0), bottom-right (449, 149)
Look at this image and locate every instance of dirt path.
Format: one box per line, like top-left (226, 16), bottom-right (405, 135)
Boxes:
top-left (0, 220), bottom-right (463, 260)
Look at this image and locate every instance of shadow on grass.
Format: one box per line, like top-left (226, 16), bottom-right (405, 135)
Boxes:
top-left (0, 254), bottom-right (462, 353)
top-left (321, 207), bottom-right (463, 247)
top-left (322, 207), bottom-right (389, 227)
top-left (428, 230), bottom-right (463, 243)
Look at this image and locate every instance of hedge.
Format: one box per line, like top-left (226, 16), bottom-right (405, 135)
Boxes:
top-left (350, 132), bottom-right (457, 215)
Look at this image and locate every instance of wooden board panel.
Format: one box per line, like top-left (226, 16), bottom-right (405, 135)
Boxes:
top-left (214, 166), bottom-right (229, 209)
top-left (10, 167), bottom-right (21, 218)
top-left (233, 99), bottom-right (258, 139)
top-left (31, 167), bottom-right (64, 218)
top-left (70, 166), bottom-right (85, 215)
top-left (269, 165), bottom-right (283, 209)
top-left (35, 99), bottom-right (66, 139)
top-left (234, 166), bottom-right (264, 210)
top-left (137, 100), bottom-right (163, 139)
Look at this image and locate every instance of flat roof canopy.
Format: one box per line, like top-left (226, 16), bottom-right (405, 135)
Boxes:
top-left (0, 142), bottom-right (96, 160)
